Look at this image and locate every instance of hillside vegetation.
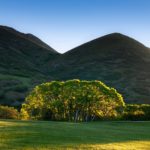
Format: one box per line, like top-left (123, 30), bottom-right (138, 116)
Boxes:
top-left (0, 26), bottom-right (150, 105)
top-left (0, 26), bottom-right (59, 106)
top-left (49, 33), bottom-right (150, 103)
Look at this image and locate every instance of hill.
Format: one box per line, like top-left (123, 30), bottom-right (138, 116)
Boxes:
top-left (49, 33), bottom-right (150, 103)
top-left (0, 26), bottom-right (150, 105)
top-left (0, 26), bottom-right (59, 106)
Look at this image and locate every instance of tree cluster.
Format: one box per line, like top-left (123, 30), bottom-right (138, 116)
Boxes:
top-left (21, 80), bottom-right (125, 121)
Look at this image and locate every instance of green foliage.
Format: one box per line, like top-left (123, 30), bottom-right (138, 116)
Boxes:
top-left (0, 105), bottom-right (19, 119)
top-left (21, 80), bottom-right (125, 121)
top-left (123, 104), bottom-right (150, 120)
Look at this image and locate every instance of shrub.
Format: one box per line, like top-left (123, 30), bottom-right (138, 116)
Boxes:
top-left (123, 104), bottom-right (150, 120)
top-left (0, 105), bottom-right (19, 119)
top-left (20, 107), bottom-right (29, 120)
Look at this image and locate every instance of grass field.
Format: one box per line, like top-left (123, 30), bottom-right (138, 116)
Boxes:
top-left (0, 120), bottom-right (150, 150)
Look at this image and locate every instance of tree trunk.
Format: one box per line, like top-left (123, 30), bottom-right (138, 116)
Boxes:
top-left (85, 113), bottom-right (89, 122)
top-left (75, 109), bottom-right (79, 122)
top-left (91, 115), bottom-right (95, 121)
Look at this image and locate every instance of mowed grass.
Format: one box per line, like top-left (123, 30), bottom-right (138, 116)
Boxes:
top-left (0, 120), bottom-right (150, 150)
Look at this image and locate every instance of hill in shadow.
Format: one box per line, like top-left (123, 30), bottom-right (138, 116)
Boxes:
top-left (49, 33), bottom-right (150, 103)
top-left (0, 26), bottom-right (150, 105)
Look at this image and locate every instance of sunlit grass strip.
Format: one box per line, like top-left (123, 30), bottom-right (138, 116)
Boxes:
top-left (0, 120), bottom-right (150, 149)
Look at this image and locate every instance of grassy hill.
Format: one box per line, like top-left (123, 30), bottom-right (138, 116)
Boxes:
top-left (0, 120), bottom-right (150, 149)
top-left (49, 33), bottom-right (150, 103)
top-left (0, 26), bottom-right (60, 106)
top-left (0, 26), bottom-right (150, 105)
top-left (0, 25), bottom-right (59, 76)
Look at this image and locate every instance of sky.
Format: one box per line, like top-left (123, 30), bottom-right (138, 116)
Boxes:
top-left (0, 0), bottom-right (150, 53)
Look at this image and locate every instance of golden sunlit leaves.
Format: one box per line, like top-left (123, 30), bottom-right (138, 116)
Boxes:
top-left (21, 80), bottom-right (125, 121)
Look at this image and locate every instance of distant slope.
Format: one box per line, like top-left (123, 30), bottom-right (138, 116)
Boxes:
top-left (0, 25), bottom-right (59, 106)
top-left (49, 33), bottom-right (150, 103)
top-left (0, 25), bottom-right (59, 76)
top-left (25, 33), bottom-right (57, 53)
top-left (0, 26), bottom-right (57, 52)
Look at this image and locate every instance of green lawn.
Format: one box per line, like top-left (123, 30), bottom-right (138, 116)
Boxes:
top-left (0, 120), bottom-right (150, 150)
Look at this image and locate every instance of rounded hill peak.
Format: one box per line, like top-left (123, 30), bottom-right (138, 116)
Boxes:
top-left (106, 32), bottom-right (125, 36)
top-left (65, 33), bottom-right (147, 56)
top-left (99, 32), bottom-right (137, 42)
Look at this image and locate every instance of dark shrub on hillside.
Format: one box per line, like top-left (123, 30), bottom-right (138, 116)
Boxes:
top-left (0, 105), bottom-right (19, 119)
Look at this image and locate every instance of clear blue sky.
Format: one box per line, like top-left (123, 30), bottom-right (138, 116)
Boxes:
top-left (0, 0), bottom-right (150, 53)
